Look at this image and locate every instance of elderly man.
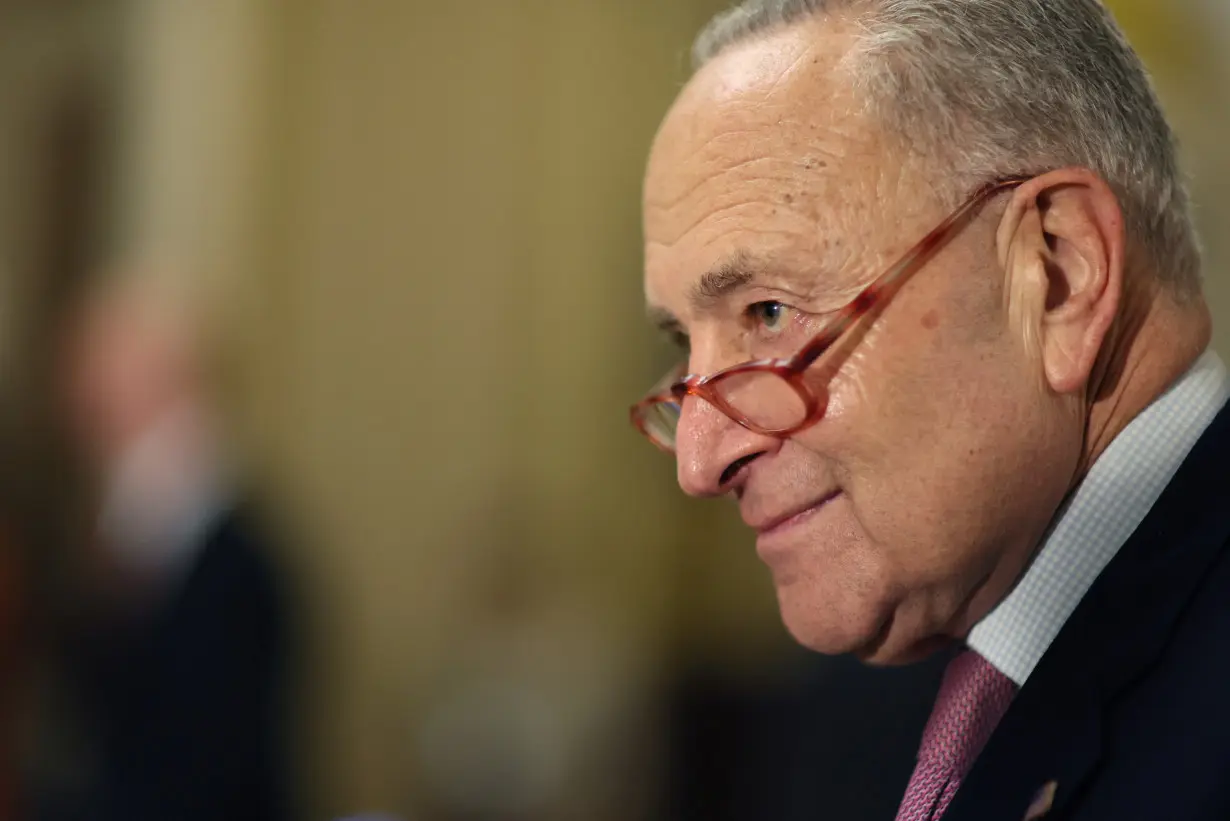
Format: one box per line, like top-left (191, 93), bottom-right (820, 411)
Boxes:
top-left (631, 1), bottom-right (1230, 819)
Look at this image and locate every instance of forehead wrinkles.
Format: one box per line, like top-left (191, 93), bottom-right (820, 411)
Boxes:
top-left (643, 103), bottom-right (872, 260)
top-left (645, 70), bottom-right (856, 211)
top-left (642, 26), bottom-right (920, 314)
top-left (645, 168), bottom-right (833, 253)
top-left (643, 121), bottom-right (883, 292)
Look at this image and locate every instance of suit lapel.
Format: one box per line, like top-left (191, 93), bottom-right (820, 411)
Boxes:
top-left (944, 401), bottom-right (1230, 821)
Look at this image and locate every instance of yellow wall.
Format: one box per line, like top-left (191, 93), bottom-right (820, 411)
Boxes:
top-left (228, 1), bottom-right (756, 816)
top-left (1107, 0), bottom-right (1230, 355)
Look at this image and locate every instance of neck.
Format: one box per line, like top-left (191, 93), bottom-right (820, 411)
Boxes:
top-left (1077, 282), bottom-right (1212, 482)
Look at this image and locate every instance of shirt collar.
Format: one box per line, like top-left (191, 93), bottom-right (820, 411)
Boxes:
top-left (98, 407), bottom-right (233, 580)
top-left (967, 349), bottom-right (1230, 685)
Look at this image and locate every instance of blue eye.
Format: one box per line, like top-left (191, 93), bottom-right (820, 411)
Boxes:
top-left (749, 301), bottom-right (791, 333)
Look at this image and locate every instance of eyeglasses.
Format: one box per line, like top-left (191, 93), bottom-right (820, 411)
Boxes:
top-left (630, 177), bottom-right (1026, 452)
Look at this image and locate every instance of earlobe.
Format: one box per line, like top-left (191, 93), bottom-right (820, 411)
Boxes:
top-left (999, 169), bottom-right (1124, 396)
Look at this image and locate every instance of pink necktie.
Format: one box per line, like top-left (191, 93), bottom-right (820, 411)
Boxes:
top-left (895, 650), bottom-right (1016, 821)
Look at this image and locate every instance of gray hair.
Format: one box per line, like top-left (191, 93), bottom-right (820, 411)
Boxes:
top-left (693, 0), bottom-right (1202, 296)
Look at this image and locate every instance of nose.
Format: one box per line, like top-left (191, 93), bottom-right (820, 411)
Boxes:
top-left (674, 393), bottom-right (778, 497)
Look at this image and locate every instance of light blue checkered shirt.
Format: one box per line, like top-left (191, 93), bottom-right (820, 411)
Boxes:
top-left (967, 349), bottom-right (1230, 685)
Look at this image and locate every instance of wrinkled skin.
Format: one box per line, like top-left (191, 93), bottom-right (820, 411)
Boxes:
top-left (641, 18), bottom-right (1208, 664)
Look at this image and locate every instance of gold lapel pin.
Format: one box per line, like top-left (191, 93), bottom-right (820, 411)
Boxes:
top-left (1023, 781), bottom-right (1059, 820)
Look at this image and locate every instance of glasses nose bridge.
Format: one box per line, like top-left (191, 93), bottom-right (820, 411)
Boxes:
top-left (675, 381), bottom-right (718, 420)
top-left (678, 371), bottom-right (737, 418)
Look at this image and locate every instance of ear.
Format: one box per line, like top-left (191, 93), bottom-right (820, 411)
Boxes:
top-left (996, 168), bottom-right (1124, 395)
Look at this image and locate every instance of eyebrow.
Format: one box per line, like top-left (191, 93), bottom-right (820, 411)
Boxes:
top-left (646, 252), bottom-right (771, 337)
top-left (689, 253), bottom-right (757, 312)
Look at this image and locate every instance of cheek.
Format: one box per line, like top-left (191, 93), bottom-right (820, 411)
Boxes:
top-left (798, 310), bottom-right (1038, 545)
top-left (811, 315), bottom-right (951, 447)
top-left (842, 298), bottom-right (1015, 446)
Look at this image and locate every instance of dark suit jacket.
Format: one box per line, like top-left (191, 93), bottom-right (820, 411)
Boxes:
top-left (946, 399), bottom-right (1230, 821)
top-left (64, 503), bottom-right (291, 821)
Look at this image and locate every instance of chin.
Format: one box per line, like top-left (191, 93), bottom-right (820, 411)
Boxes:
top-left (775, 586), bottom-right (892, 657)
top-left (777, 586), bottom-right (951, 665)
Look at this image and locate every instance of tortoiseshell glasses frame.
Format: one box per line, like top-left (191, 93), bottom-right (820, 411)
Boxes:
top-left (630, 177), bottom-right (1027, 453)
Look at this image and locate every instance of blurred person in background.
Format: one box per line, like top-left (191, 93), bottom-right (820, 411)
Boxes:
top-left (632, 1), bottom-right (1230, 819)
top-left (39, 274), bottom-right (292, 821)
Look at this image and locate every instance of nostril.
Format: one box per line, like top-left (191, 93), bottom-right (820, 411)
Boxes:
top-left (720, 453), bottom-right (760, 488)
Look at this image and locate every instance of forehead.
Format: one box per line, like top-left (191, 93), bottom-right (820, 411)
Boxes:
top-left (643, 20), bottom-right (905, 312)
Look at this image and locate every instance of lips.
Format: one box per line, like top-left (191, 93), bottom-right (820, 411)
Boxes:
top-left (746, 490), bottom-right (841, 537)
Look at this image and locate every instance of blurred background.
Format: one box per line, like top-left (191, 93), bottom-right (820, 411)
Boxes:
top-left (0, 1), bottom-right (1225, 820)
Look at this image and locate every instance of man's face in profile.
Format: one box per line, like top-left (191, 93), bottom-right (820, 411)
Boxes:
top-left (641, 20), bottom-right (1077, 664)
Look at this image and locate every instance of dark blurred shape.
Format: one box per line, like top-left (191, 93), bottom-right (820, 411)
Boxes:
top-left (54, 503), bottom-right (291, 821)
top-left (0, 512), bottom-right (27, 821)
top-left (32, 277), bottom-right (293, 821)
top-left (661, 648), bottom-right (950, 821)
